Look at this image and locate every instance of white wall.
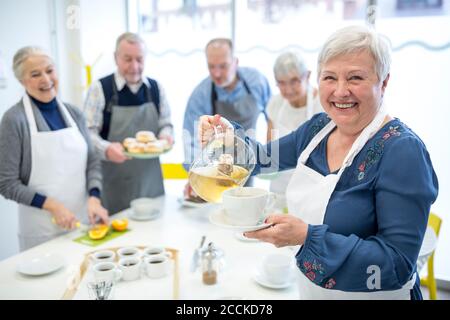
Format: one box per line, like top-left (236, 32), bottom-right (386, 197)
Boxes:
top-left (0, 0), bottom-right (55, 260)
top-left (79, 0), bottom-right (127, 86)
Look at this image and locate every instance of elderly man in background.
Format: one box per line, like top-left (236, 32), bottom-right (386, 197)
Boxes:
top-left (183, 38), bottom-right (271, 199)
top-left (84, 32), bottom-right (173, 214)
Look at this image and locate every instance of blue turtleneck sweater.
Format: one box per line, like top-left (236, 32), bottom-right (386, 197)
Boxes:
top-left (29, 96), bottom-right (100, 208)
top-left (30, 96), bottom-right (66, 131)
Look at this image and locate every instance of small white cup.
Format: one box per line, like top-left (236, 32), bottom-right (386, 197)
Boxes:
top-left (93, 262), bottom-right (122, 283)
top-left (118, 257), bottom-right (142, 281)
top-left (144, 254), bottom-right (171, 278)
top-left (222, 187), bottom-right (276, 226)
top-left (142, 246), bottom-right (171, 259)
top-left (262, 253), bottom-right (294, 285)
top-left (90, 250), bottom-right (116, 264)
top-left (117, 247), bottom-right (140, 259)
top-left (130, 198), bottom-right (160, 218)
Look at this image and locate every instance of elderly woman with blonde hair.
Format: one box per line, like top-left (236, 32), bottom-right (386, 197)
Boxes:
top-left (198, 26), bottom-right (438, 299)
top-left (0, 46), bottom-right (109, 250)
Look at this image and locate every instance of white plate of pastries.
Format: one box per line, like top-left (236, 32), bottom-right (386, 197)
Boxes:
top-left (123, 131), bottom-right (171, 159)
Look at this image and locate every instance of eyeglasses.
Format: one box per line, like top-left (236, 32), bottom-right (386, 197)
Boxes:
top-left (276, 77), bottom-right (302, 88)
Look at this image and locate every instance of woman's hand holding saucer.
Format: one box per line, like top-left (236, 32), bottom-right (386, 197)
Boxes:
top-left (244, 214), bottom-right (308, 248)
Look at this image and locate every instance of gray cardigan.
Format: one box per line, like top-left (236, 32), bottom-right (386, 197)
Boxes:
top-left (0, 98), bottom-right (102, 206)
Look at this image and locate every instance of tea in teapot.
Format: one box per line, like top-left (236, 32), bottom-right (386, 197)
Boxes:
top-left (189, 164), bottom-right (249, 203)
top-left (189, 128), bottom-right (255, 203)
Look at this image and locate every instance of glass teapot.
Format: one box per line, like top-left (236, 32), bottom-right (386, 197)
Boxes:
top-left (188, 126), bottom-right (256, 203)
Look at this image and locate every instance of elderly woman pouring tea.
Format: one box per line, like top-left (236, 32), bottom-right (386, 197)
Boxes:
top-left (198, 26), bottom-right (438, 299)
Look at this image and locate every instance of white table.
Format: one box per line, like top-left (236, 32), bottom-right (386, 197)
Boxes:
top-left (0, 180), bottom-right (435, 299)
top-left (0, 180), bottom-right (298, 300)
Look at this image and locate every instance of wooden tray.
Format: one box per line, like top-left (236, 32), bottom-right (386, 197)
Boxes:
top-left (61, 246), bottom-right (179, 300)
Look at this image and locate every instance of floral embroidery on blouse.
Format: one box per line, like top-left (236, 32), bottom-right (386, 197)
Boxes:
top-left (300, 253), bottom-right (336, 289)
top-left (308, 114), bottom-right (331, 142)
top-left (356, 125), bottom-right (403, 181)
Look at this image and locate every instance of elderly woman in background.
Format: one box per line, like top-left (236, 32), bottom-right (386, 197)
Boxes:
top-left (266, 52), bottom-right (322, 206)
top-left (199, 26), bottom-right (438, 299)
top-left (0, 47), bottom-right (109, 251)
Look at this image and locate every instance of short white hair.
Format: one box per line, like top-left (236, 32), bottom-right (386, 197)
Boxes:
top-left (12, 46), bottom-right (53, 81)
top-left (273, 52), bottom-right (308, 79)
top-left (317, 25), bottom-right (392, 81)
top-left (115, 32), bottom-right (147, 54)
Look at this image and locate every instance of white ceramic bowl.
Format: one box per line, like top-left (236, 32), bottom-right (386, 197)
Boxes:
top-left (130, 198), bottom-right (160, 218)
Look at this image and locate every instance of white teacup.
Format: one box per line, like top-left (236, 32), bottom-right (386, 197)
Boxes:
top-left (93, 262), bottom-right (122, 283)
top-left (142, 246), bottom-right (171, 259)
top-left (222, 187), bottom-right (276, 226)
top-left (90, 250), bottom-right (116, 264)
top-left (144, 254), bottom-right (171, 278)
top-left (117, 247), bottom-right (140, 259)
top-left (118, 257), bottom-right (142, 281)
top-left (130, 198), bottom-right (160, 218)
top-left (262, 253), bottom-right (294, 285)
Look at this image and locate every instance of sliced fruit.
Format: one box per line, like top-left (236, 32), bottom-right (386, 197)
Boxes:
top-left (111, 218), bottom-right (128, 231)
top-left (88, 224), bottom-right (109, 240)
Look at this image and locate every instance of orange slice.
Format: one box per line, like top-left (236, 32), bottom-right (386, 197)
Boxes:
top-left (111, 218), bottom-right (128, 232)
top-left (88, 224), bottom-right (109, 240)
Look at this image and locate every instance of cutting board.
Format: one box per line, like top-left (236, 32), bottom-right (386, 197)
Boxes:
top-left (73, 229), bottom-right (130, 247)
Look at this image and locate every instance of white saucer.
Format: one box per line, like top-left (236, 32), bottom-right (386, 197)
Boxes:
top-left (128, 210), bottom-right (160, 221)
top-left (234, 232), bottom-right (260, 242)
top-left (177, 197), bottom-right (212, 208)
top-left (209, 209), bottom-right (273, 232)
top-left (252, 267), bottom-right (295, 290)
top-left (17, 253), bottom-right (66, 276)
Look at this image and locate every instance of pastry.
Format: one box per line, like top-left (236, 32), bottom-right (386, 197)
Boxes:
top-left (127, 142), bottom-right (144, 154)
top-left (144, 141), bottom-right (164, 153)
top-left (123, 137), bottom-right (136, 149)
top-left (136, 131), bottom-right (156, 143)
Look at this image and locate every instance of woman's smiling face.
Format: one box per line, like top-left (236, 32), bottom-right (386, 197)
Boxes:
top-left (318, 50), bottom-right (389, 135)
top-left (21, 55), bottom-right (58, 103)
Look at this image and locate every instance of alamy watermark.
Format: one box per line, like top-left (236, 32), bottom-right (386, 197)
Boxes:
top-left (366, 4), bottom-right (378, 26)
top-left (366, 265), bottom-right (381, 290)
top-left (66, 4), bottom-right (81, 30)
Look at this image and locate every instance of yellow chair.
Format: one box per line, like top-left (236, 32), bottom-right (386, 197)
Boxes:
top-left (420, 212), bottom-right (442, 300)
top-left (161, 163), bottom-right (188, 179)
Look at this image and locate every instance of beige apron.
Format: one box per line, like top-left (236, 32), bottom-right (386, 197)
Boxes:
top-left (18, 95), bottom-right (88, 251)
top-left (285, 107), bottom-right (416, 299)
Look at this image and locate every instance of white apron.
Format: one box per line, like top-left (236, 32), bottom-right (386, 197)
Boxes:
top-left (18, 95), bottom-right (88, 251)
top-left (285, 107), bottom-right (416, 299)
top-left (270, 88), bottom-right (316, 203)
